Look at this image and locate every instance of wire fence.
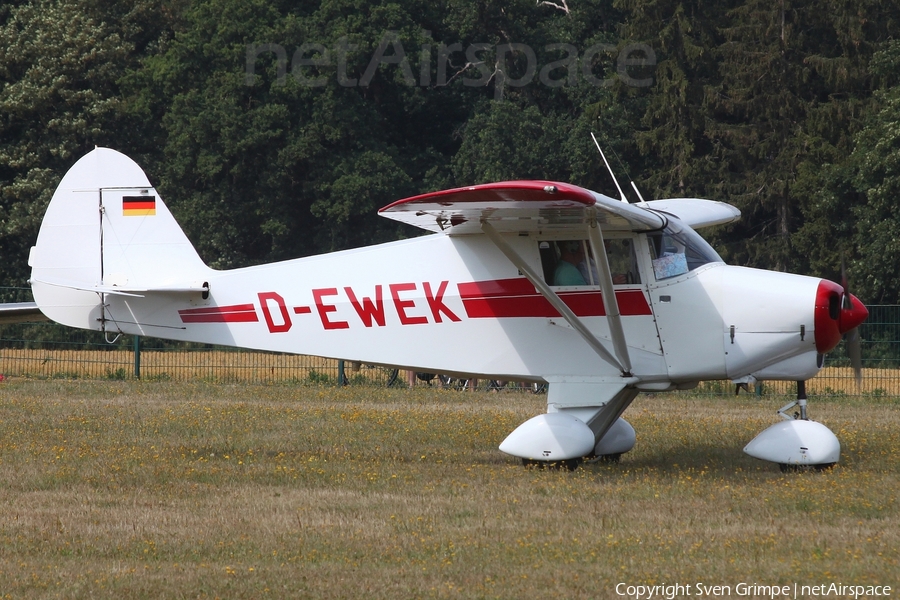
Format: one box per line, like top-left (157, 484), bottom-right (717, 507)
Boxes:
top-left (0, 322), bottom-right (399, 386)
top-left (1, 294), bottom-right (897, 396)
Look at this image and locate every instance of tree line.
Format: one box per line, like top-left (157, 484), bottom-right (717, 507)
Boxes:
top-left (2, 0), bottom-right (899, 302)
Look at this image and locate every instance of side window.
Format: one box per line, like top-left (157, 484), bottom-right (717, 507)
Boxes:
top-left (538, 241), bottom-right (560, 285)
top-left (647, 223), bottom-right (723, 280)
top-left (604, 238), bottom-right (641, 285)
top-left (538, 238), bottom-right (640, 286)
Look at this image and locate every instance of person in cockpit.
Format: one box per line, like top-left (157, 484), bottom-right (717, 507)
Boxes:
top-left (554, 241), bottom-right (587, 286)
top-left (576, 240), bottom-right (632, 285)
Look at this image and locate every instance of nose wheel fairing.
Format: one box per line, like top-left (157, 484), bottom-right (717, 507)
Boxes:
top-left (743, 419), bottom-right (840, 468)
top-left (744, 381), bottom-right (841, 469)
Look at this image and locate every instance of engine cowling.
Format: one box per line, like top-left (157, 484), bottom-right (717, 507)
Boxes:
top-left (814, 280), bottom-right (868, 353)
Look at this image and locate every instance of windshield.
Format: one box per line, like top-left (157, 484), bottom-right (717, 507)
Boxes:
top-left (647, 222), bottom-right (723, 280)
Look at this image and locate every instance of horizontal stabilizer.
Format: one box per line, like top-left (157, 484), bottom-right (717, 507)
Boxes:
top-left (0, 302), bottom-right (49, 324)
top-left (30, 276), bottom-right (209, 298)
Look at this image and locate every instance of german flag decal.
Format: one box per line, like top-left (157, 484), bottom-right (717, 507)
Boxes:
top-left (122, 195), bottom-right (156, 216)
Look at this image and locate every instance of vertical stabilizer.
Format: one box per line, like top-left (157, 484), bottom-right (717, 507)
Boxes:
top-left (29, 147), bottom-right (210, 330)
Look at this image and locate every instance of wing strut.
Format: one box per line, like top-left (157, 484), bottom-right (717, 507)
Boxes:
top-left (586, 212), bottom-right (633, 374)
top-left (480, 220), bottom-right (629, 376)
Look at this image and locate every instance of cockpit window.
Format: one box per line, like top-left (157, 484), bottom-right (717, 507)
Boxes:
top-left (539, 238), bottom-right (641, 286)
top-left (647, 222), bottom-right (723, 280)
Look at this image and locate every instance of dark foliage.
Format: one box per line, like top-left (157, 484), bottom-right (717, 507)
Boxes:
top-left (1, 0), bottom-right (899, 300)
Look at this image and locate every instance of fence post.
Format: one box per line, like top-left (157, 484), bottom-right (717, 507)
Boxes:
top-left (133, 335), bottom-right (141, 379)
top-left (338, 359), bottom-right (346, 385)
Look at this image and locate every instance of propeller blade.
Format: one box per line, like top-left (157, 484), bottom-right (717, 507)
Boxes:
top-left (841, 256), bottom-right (852, 309)
top-left (845, 326), bottom-right (863, 386)
top-left (840, 255), bottom-right (863, 386)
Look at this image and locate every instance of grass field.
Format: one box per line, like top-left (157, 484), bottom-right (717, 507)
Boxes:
top-left (0, 380), bottom-right (897, 598)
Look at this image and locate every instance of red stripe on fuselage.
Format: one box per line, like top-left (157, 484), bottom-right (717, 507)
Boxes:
top-left (458, 278), bottom-right (651, 318)
top-left (179, 304), bottom-right (259, 323)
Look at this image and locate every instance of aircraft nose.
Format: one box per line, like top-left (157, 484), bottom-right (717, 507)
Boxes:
top-left (814, 280), bottom-right (869, 353)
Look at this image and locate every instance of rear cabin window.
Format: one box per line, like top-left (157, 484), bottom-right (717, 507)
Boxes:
top-left (539, 239), bottom-right (640, 286)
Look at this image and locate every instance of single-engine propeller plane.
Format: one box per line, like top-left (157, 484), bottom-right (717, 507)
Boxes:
top-left (19, 146), bottom-right (868, 470)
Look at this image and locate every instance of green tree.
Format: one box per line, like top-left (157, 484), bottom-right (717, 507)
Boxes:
top-left (608, 0), bottom-right (724, 195)
top-left (790, 2), bottom-right (900, 293)
top-left (7, 0), bottom-right (900, 299)
top-left (126, 0), bottom-right (471, 265)
top-left (704, 0), bottom-right (898, 273)
top-left (0, 0), bottom-right (134, 287)
top-left (446, 0), bottom-right (631, 193)
top-left (704, 0), bottom-right (833, 271)
top-left (847, 40), bottom-right (900, 303)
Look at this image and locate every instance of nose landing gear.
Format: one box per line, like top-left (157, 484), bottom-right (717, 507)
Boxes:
top-left (743, 381), bottom-right (840, 471)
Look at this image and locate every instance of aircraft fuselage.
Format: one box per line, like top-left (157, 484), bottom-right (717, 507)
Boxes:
top-left (37, 229), bottom-right (850, 388)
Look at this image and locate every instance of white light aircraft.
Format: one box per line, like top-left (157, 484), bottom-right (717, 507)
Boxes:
top-left (21, 147), bottom-right (869, 470)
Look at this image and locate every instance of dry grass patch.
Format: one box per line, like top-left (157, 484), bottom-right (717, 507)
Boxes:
top-left (0, 380), bottom-right (896, 598)
top-left (0, 348), bottom-right (343, 382)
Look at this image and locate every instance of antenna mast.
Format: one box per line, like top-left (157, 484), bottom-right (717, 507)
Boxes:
top-left (590, 132), bottom-right (629, 204)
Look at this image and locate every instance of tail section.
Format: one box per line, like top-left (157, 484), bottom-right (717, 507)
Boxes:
top-left (29, 147), bottom-right (211, 331)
